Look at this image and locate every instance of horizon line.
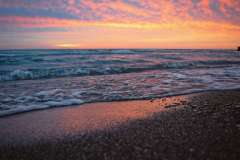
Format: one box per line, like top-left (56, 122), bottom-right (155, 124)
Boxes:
top-left (0, 48), bottom-right (237, 51)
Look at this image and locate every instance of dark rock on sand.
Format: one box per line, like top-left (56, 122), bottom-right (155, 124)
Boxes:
top-left (0, 90), bottom-right (240, 160)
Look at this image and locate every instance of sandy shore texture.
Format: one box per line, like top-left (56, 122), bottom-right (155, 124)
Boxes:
top-left (0, 90), bottom-right (240, 160)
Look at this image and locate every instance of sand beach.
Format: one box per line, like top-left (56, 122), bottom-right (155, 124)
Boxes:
top-left (0, 90), bottom-right (240, 160)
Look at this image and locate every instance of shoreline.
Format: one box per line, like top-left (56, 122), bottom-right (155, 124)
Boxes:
top-left (1, 90), bottom-right (240, 159)
top-left (1, 88), bottom-right (240, 118)
top-left (0, 93), bottom-right (189, 145)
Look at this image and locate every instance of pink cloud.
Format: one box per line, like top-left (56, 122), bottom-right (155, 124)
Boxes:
top-left (0, 0), bottom-right (239, 24)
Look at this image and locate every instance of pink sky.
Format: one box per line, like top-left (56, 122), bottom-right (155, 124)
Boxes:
top-left (0, 0), bottom-right (239, 49)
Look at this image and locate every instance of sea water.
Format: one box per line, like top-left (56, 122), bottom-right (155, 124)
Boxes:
top-left (0, 49), bottom-right (240, 116)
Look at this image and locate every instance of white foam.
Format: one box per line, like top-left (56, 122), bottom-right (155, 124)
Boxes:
top-left (15, 96), bottom-right (35, 103)
top-left (0, 98), bottom-right (84, 117)
top-left (75, 69), bottom-right (90, 75)
top-left (35, 89), bottom-right (64, 97)
top-left (1, 65), bottom-right (240, 117)
top-left (172, 73), bottom-right (186, 79)
top-left (0, 104), bottom-right (48, 117)
top-left (45, 99), bottom-right (83, 107)
top-left (10, 70), bottom-right (33, 80)
top-left (71, 91), bottom-right (83, 98)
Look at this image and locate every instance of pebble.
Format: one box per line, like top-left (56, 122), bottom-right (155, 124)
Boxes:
top-left (189, 148), bottom-right (195, 152)
top-left (236, 124), bottom-right (240, 129)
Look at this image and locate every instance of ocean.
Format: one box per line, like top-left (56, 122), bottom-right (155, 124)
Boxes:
top-left (0, 49), bottom-right (240, 117)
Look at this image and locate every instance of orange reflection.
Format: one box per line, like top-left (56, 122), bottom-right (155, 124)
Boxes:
top-left (0, 96), bottom-right (187, 145)
top-left (59, 96), bottom-right (187, 133)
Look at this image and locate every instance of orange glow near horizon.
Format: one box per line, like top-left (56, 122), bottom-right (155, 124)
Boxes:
top-left (57, 43), bottom-right (78, 48)
top-left (0, 0), bottom-right (239, 49)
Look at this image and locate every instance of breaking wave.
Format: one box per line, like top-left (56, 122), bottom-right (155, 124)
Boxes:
top-left (1, 49), bottom-right (240, 117)
top-left (1, 60), bottom-right (240, 81)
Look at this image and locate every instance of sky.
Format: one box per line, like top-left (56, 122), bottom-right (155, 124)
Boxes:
top-left (0, 0), bottom-right (240, 49)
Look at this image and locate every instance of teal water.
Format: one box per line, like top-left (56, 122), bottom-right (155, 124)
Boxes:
top-left (0, 49), bottom-right (240, 116)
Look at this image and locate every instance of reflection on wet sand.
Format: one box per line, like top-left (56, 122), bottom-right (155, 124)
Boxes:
top-left (0, 95), bottom-right (187, 145)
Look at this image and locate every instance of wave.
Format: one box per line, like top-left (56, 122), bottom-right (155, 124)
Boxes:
top-left (1, 60), bottom-right (240, 82)
top-left (0, 88), bottom-right (84, 117)
top-left (1, 88), bottom-right (240, 117)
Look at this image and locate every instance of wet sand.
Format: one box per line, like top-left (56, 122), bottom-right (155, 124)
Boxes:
top-left (0, 90), bottom-right (240, 160)
top-left (0, 95), bottom-right (187, 145)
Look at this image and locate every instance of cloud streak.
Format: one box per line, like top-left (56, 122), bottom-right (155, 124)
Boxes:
top-left (1, 0), bottom-right (239, 24)
top-left (0, 0), bottom-right (239, 49)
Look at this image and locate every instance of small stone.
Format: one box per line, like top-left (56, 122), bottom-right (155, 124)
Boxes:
top-left (189, 148), bottom-right (195, 152)
top-left (236, 124), bottom-right (240, 129)
top-left (164, 105), bottom-right (177, 108)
